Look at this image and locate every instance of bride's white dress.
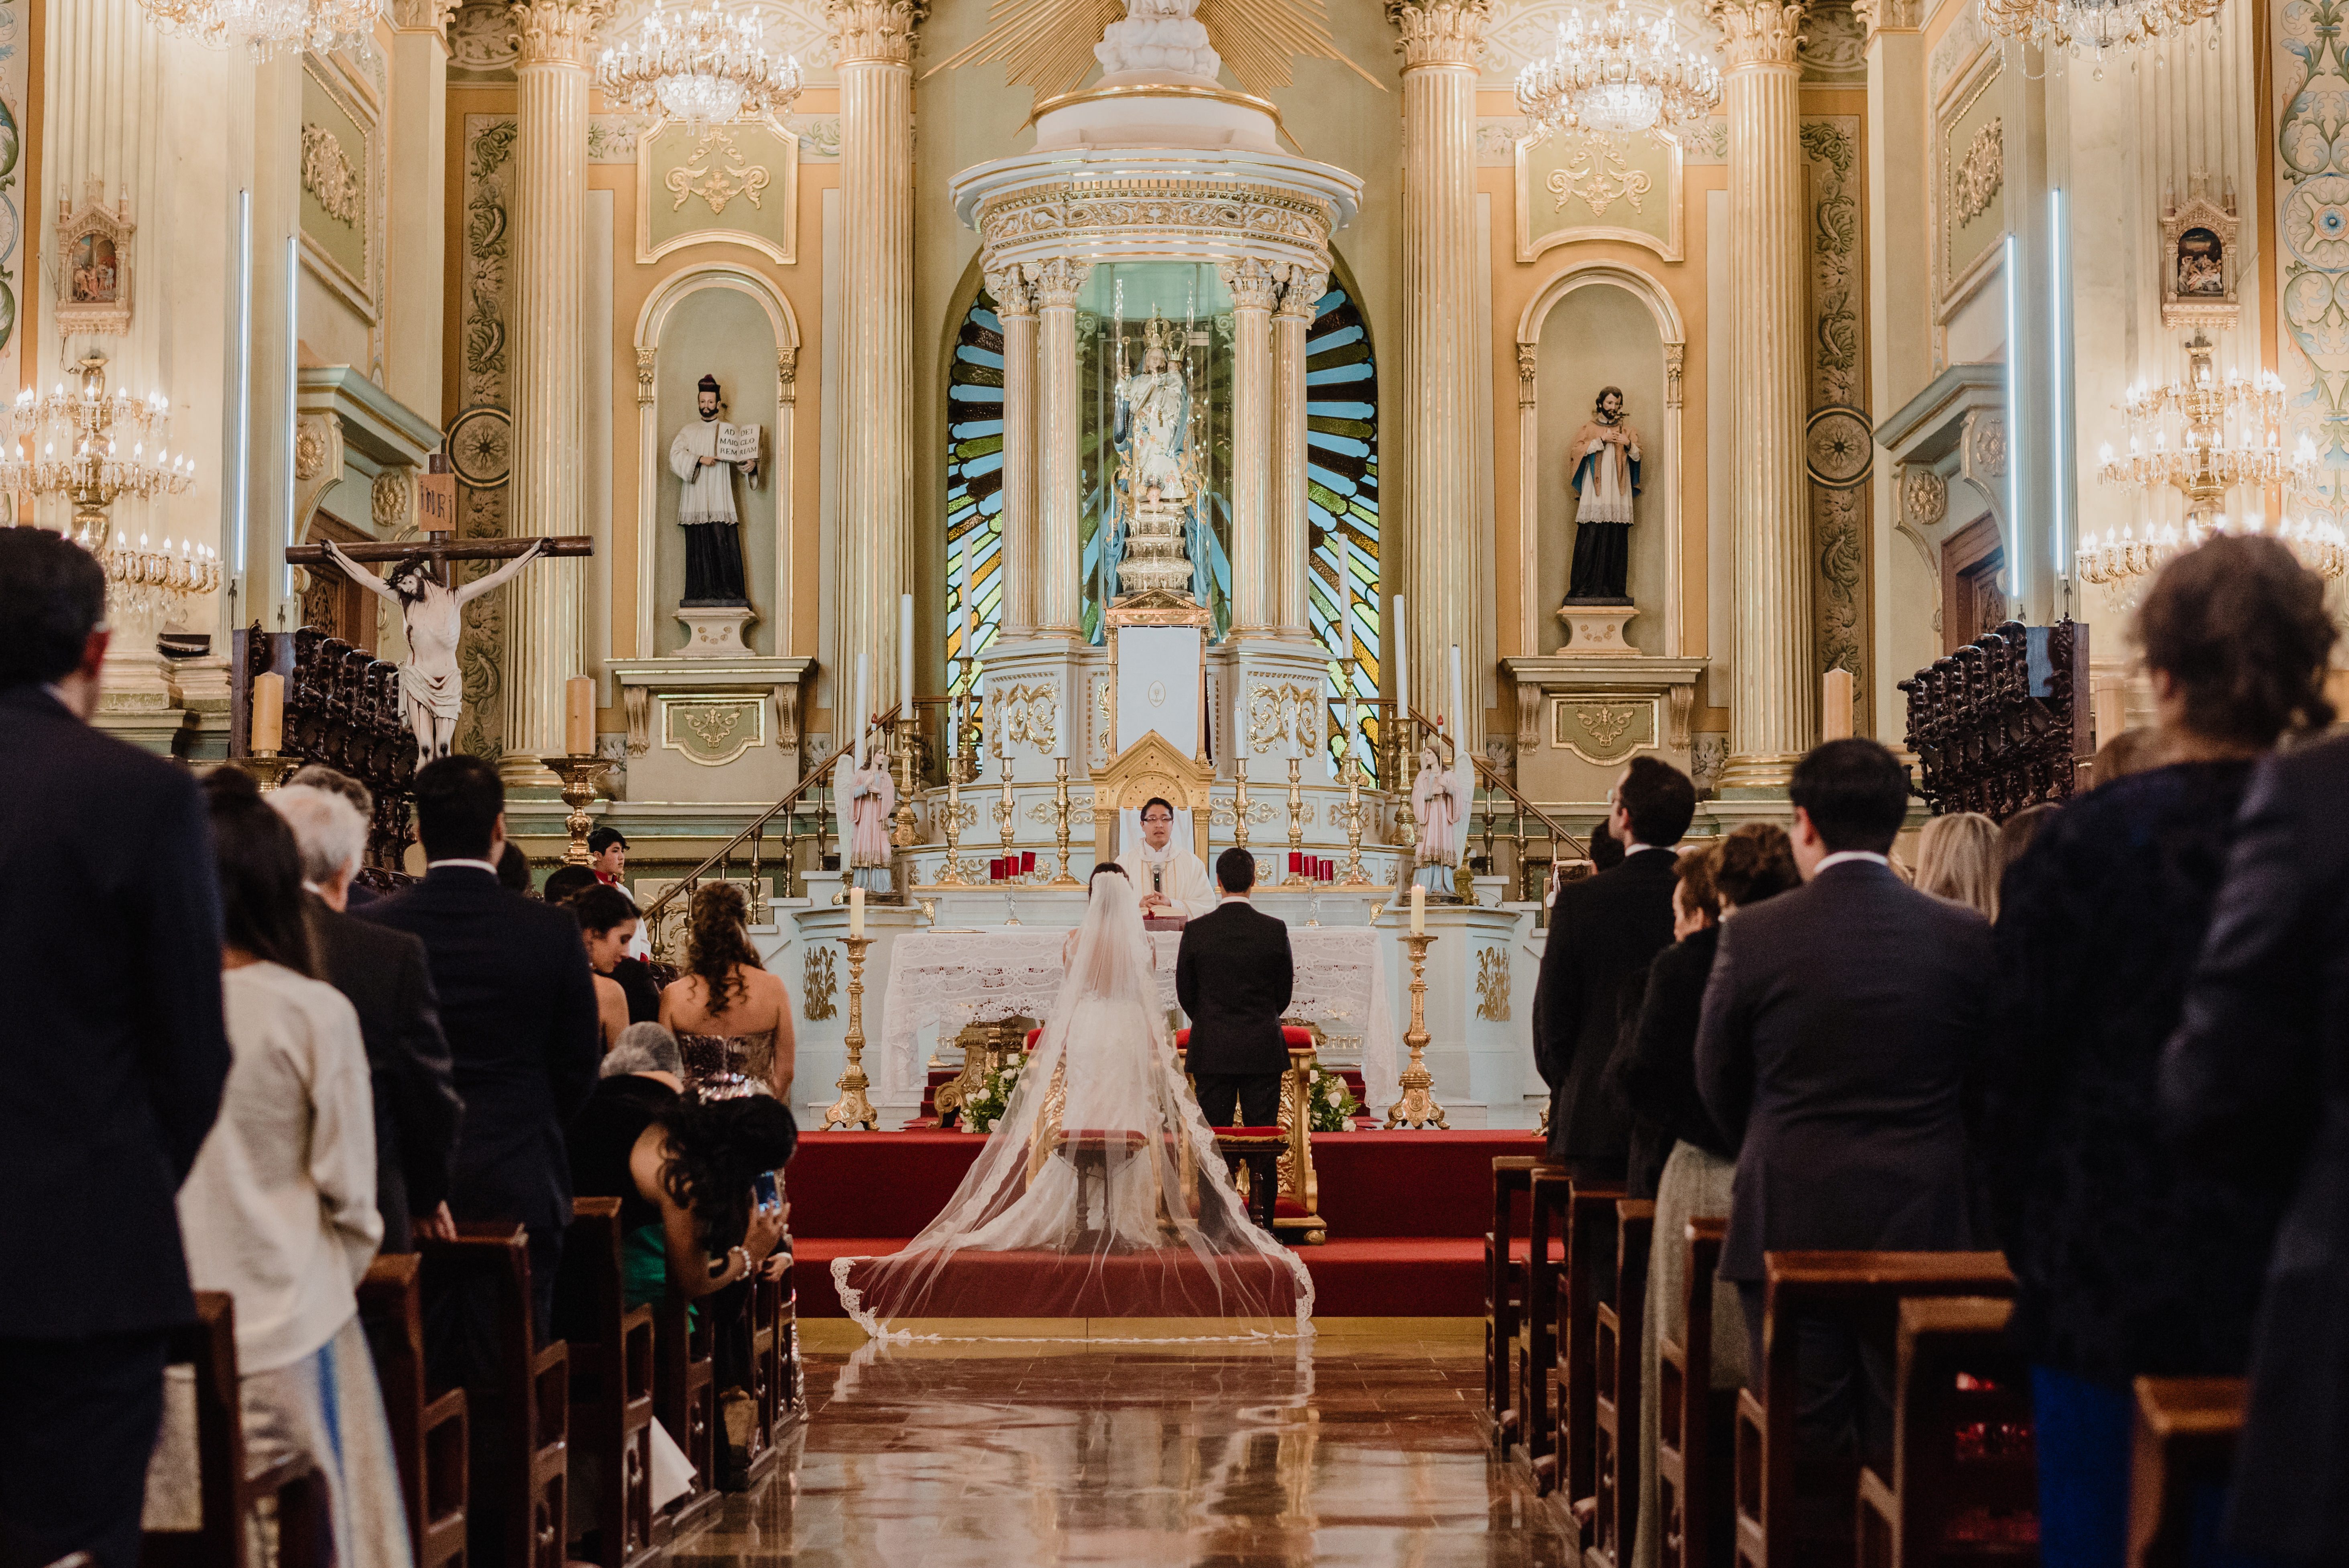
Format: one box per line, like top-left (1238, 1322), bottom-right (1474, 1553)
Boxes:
top-left (831, 872), bottom-right (1314, 1339)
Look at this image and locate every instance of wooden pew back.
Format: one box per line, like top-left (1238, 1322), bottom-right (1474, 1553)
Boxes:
top-left (1524, 1166), bottom-right (1573, 1481)
top-left (1854, 1295), bottom-right (2036, 1568)
top-left (2128, 1377), bottom-right (2246, 1568)
top-left (1591, 1200), bottom-right (1657, 1568)
top-left (358, 1255), bottom-right (468, 1568)
top-left (1552, 1178), bottom-right (1630, 1531)
top-left (1657, 1217), bottom-right (1732, 1568)
top-left (1486, 1156), bottom-right (1542, 1440)
top-left (654, 1283), bottom-right (723, 1534)
top-left (558, 1198), bottom-right (658, 1568)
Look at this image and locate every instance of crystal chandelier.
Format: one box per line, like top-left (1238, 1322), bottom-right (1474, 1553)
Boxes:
top-left (1515, 1), bottom-right (1722, 141)
top-left (136, 0), bottom-right (385, 60)
top-left (2096, 334), bottom-right (2318, 525)
top-left (0, 356), bottom-right (197, 524)
top-left (61, 518), bottom-right (224, 626)
top-left (2076, 514), bottom-right (2349, 591)
top-left (1981, 0), bottom-right (2222, 69)
top-left (598, 6), bottom-right (805, 134)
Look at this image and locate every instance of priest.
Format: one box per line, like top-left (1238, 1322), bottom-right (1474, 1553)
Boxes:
top-left (1117, 795), bottom-right (1217, 922)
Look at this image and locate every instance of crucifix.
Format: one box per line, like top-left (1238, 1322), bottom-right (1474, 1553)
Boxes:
top-left (286, 526), bottom-right (592, 765)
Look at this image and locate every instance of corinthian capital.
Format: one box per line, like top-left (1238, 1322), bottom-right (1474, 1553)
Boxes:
top-left (986, 266), bottom-right (1036, 317)
top-left (1276, 267), bottom-right (1328, 321)
top-left (392, 0), bottom-right (460, 33)
top-left (829, 0), bottom-right (928, 64)
top-left (1709, 0), bottom-right (1806, 67)
top-left (1848, 0), bottom-right (1920, 36)
top-left (1219, 258), bottom-right (1282, 312)
top-left (1385, 0), bottom-right (1490, 69)
top-left (1024, 257), bottom-right (1091, 309)
top-left (509, 0), bottom-right (613, 67)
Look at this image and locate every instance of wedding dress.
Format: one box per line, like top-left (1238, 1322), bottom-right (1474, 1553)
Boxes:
top-left (832, 872), bottom-right (1314, 1340)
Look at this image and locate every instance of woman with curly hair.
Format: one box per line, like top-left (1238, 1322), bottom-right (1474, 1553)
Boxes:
top-left (1985, 532), bottom-right (2337, 1568)
top-left (658, 882), bottom-right (795, 1099)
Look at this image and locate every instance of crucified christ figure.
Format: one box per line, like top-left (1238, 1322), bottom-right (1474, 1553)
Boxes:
top-left (325, 537), bottom-right (546, 765)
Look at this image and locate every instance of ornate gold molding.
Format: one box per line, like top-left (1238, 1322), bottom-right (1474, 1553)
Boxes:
top-left (778, 346), bottom-right (799, 405)
top-left (1952, 118), bottom-right (2003, 226)
top-left (301, 125), bottom-right (366, 228)
top-left (975, 180), bottom-right (1335, 270)
top-left (1664, 343), bottom-right (1686, 409)
top-left (509, 0), bottom-right (613, 68)
top-left (1276, 267), bottom-right (1326, 321)
top-left (1850, 0), bottom-right (1921, 35)
top-left (1474, 946), bottom-right (1511, 1021)
top-left (998, 681), bottom-right (1060, 755)
top-left (1026, 256), bottom-right (1089, 309)
top-left (986, 266), bottom-right (1035, 315)
top-left (1516, 342), bottom-right (1539, 409)
top-left (1386, 0), bottom-right (1490, 68)
top-left (1711, 0), bottom-right (1807, 67)
top-left (1220, 257), bottom-right (1282, 312)
top-left (829, 0), bottom-right (927, 65)
top-left (803, 944), bottom-right (838, 1020)
top-left (635, 348), bottom-right (656, 406)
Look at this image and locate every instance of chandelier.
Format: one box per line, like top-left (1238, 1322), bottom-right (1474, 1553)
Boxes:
top-left (2097, 333), bottom-right (2317, 523)
top-left (61, 518), bottom-right (224, 626)
top-left (2076, 514), bottom-right (2349, 591)
top-left (1514, 1), bottom-right (1721, 140)
top-left (0, 357), bottom-right (197, 523)
top-left (136, 0), bottom-right (385, 59)
top-left (1981, 0), bottom-right (2221, 67)
top-left (598, 6), bottom-right (805, 134)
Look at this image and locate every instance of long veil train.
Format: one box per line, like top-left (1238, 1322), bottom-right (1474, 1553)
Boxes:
top-left (831, 871), bottom-right (1315, 1340)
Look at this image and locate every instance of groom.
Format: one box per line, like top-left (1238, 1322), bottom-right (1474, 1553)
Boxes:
top-left (1175, 848), bottom-right (1295, 1127)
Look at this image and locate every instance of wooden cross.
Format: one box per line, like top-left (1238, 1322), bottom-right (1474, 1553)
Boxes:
top-left (285, 528), bottom-right (593, 583)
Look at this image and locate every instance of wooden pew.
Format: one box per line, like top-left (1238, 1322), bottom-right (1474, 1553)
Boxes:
top-left (142, 1291), bottom-right (326, 1568)
top-left (358, 1254), bottom-right (468, 1568)
top-left (1656, 1217), bottom-right (1733, 1568)
top-left (1539, 1178), bottom-right (1628, 1525)
top-left (1590, 1200), bottom-right (1657, 1568)
top-left (1855, 1296), bottom-right (2036, 1568)
top-left (558, 1198), bottom-right (658, 1568)
top-left (1487, 1156), bottom-right (1543, 1443)
top-left (1731, 1252), bottom-right (2015, 1568)
top-left (654, 1284), bottom-right (724, 1534)
top-left (2127, 1377), bottom-right (2246, 1568)
top-left (1522, 1166), bottom-right (1573, 1477)
top-left (419, 1222), bottom-right (570, 1568)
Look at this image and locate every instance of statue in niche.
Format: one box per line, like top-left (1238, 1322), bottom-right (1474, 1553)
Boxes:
top-left (1562, 385), bottom-right (1643, 605)
top-left (1411, 742), bottom-right (1474, 896)
top-left (2177, 226), bottom-right (2225, 297)
top-left (668, 372), bottom-right (762, 606)
top-left (1113, 314), bottom-right (1191, 506)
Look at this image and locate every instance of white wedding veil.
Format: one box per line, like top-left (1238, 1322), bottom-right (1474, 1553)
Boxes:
top-left (831, 869), bottom-right (1314, 1340)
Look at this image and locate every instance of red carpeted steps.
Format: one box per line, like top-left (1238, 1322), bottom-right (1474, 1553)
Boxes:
top-left (788, 1128), bottom-right (1544, 1318)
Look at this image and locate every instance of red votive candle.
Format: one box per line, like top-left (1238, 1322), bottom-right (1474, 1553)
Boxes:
top-left (1023, 851), bottom-right (1037, 874)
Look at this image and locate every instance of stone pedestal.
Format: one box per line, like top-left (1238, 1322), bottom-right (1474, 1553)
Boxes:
top-left (610, 655), bottom-right (814, 804)
top-left (783, 876), bottom-right (931, 1127)
top-left (1553, 604), bottom-right (1639, 656)
top-left (674, 605), bottom-right (756, 659)
top-left (1502, 654), bottom-right (1706, 810)
top-left (1372, 898), bottom-right (1535, 1130)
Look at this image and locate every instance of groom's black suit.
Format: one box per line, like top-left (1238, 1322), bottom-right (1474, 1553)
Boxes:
top-left (1176, 897), bottom-right (1295, 1127)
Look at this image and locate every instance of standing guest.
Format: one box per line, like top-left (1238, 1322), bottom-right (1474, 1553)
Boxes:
top-left (548, 866), bottom-right (660, 1023)
top-left (362, 754), bottom-right (601, 1339)
top-left (497, 841), bottom-right (533, 895)
top-left (1913, 811), bottom-right (2000, 917)
top-left (288, 763), bottom-right (380, 906)
top-left (1587, 817), bottom-right (1625, 872)
top-left (1615, 825), bottom-right (1799, 1568)
top-left (572, 885), bottom-right (641, 1051)
top-left (1176, 848), bottom-right (1297, 1129)
top-left (1696, 738), bottom-right (1988, 1472)
top-left (1988, 536), bottom-right (2333, 1568)
top-left (589, 826), bottom-right (629, 887)
top-left (2164, 725), bottom-right (2349, 1568)
top-left (1989, 801), bottom-right (2061, 920)
top-left (0, 527), bottom-right (232, 1568)
top-left (661, 883), bottom-right (796, 1100)
top-left (271, 783), bottom-right (463, 1253)
top-left (1533, 756), bottom-right (1696, 1172)
top-left (159, 768), bottom-right (409, 1568)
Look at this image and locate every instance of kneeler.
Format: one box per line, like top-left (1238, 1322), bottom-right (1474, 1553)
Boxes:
top-left (1174, 1027), bottom-right (1326, 1245)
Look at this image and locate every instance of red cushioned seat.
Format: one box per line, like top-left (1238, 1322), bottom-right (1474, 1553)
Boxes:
top-left (1173, 1027), bottom-right (1317, 1049)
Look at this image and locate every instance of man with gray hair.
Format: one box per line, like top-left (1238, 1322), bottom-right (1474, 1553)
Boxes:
top-left (271, 783), bottom-right (463, 1251)
top-left (602, 1022), bottom-right (683, 1081)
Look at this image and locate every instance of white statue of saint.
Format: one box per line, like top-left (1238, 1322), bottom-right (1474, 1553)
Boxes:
top-left (1114, 321), bottom-right (1189, 505)
top-left (838, 750), bottom-right (898, 893)
top-left (326, 538), bottom-right (547, 765)
top-left (668, 372), bottom-right (761, 606)
top-left (1411, 743), bottom-right (1473, 894)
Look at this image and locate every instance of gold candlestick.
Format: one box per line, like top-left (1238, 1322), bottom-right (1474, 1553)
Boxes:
top-left (1336, 751), bottom-right (1378, 888)
top-left (543, 755), bottom-right (615, 865)
top-left (1385, 931), bottom-right (1448, 1129)
top-left (1392, 714), bottom-right (1419, 866)
top-left (1046, 758), bottom-right (1083, 888)
top-left (1283, 755), bottom-right (1311, 885)
top-left (239, 750), bottom-right (300, 793)
top-left (890, 716), bottom-right (919, 850)
top-left (1232, 756), bottom-right (1252, 849)
top-left (994, 735), bottom-right (1018, 879)
top-left (930, 666), bottom-right (980, 889)
top-left (824, 933), bottom-right (879, 1131)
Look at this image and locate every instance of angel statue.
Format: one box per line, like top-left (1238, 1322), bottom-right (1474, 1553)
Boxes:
top-left (1410, 743), bottom-right (1474, 896)
top-left (837, 747), bottom-right (899, 894)
top-left (326, 537), bottom-right (547, 765)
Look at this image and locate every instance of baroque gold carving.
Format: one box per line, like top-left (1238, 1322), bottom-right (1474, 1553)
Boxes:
top-left (803, 943), bottom-right (838, 1020)
top-left (1580, 703), bottom-right (1637, 747)
top-left (295, 420), bottom-right (332, 482)
top-left (1025, 256), bottom-right (1090, 309)
top-left (1712, 0), bottom-right (1807, 67)
top-left (509, 0), bottom-right (614, 66)
top-left (1903, 466), bottom-right (1948, 527)
top-left (977, 182), bottom-right (1335, 271)
top-left (829, 0), bottom-right (927, 64)
top-left (1219, 257), bottom-right (1282, 311)
top-left (1246, 680), bottom-right (1322, 755)
top-left (1952, 118), bottom-right (2003, 227)
top-left (301, 125), bottom-right (366, 228)
top-left (1548, 144), bottom-right (1652, 218)
top-left (665, 126), bottom-right (771, 215)
top-left (635, 348), bottom-right (656, 406)
top-left (370, 470), bottom-right (413, 533)
top-left (1516, 342), bottom-right (1539, 409)
top-left (998, 681), bottom-right (1060, 755)
top-left (1475, 946), bottom-right (1511, 1021)
top-left (1386, 0), bottom-right (1490, 67)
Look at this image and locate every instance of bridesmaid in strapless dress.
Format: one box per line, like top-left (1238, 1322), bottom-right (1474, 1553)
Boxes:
top-left (659, 881), bottom-right (796, 1102)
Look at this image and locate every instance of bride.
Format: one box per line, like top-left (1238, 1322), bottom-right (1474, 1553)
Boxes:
top-left (831, 867), bottom-right (1314, 1340)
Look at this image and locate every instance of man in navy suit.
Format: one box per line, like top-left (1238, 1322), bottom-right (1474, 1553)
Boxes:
top-left (1176, 848), bottom-right (1295, 1127)
top-left (0, 527), bottom-right (232, 1568)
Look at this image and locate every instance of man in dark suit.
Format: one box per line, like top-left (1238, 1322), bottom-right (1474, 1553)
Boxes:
top-left (270, 781), bottom-right (463, 1253)
top-left (1176, 847), bottom-right (1295, 1127)
top-left (362, 755), bottom-right (601, 1337)
top-left (2163, 732), bottom-right (2349, 1564)
top-left (1695, 738), bottom-right (1989, 1467)
top-left (1532, 754), bottom-right (1695, 1171)
top-left (0, 527), bottom-right (232, 1568)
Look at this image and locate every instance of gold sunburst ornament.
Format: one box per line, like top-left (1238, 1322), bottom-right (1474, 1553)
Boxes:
top-left (598, 4), bottom-right (806, 135)
top-left (135, 0), bottom-right (383, 58)
top-left (1515, 0), bottom-right (1721, 141)
top-left (926, 0), bottom-right (1382, 99)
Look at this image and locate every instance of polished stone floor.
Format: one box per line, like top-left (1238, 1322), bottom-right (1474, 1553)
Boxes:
top-left (669, 1319), bottom-right (1577, 1566)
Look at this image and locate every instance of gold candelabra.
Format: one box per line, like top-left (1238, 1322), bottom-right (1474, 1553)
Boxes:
top-left (238, 750), bottom-right (299, 792)
top-left (890, 716), bottom-right (919, 851)
top-left (1336, 750), bottom-right (1378, 888)
top-left (1282, 755), bottom-right (1311, 885)
top-left (1385, 932), bottom-right (1448, 1129)
top-left (929, 655), bottom-right (982, 887)
top-left (1392, 714), bottom-right (1420, 864)
top-left (1046, 758), bottom-right (1083, 888)
top-left (994, 732), bottom-right (1019, 880)
top-left (544, 755), bottom-right (617, 866)
top-left (1231, 756), bottom-right (1252, 849)
top-left (823, 933), bottom-right (879, 1131)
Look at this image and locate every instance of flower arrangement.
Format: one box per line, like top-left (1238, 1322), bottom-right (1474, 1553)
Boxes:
top-left (1303, 1062), bottom-right (1362, 1133)
top-left (961, 1050), bottom-right (1029, 1133)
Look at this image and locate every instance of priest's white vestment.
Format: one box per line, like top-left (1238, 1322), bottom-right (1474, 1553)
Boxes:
top-left (1116, 841), bottom-right (1218, 921)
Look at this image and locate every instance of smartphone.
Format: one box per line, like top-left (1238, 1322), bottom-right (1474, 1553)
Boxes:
top-left (753, 1170), bottom-right (781, 1213)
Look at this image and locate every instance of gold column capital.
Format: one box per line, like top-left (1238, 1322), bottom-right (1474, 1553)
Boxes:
top-left (986, 265), bottom-right (1036, 316)
top-left (1710, 0), bottom-right (1807, 67)
top-left (1850, 0), bottom-right (1922, 36)
top-left (1025, 256), bottom-right (1090, 309)
top-left (1385, 0), bottom-right (1490, 68)
top-left (1219, 257), bottom-right (1282, 312)
top-left (829, 0), bottom-right (928, 65)
top-left (1276, 267), bottom-right (1327, 322)
top-left (392, 0), bottom-right (460, 35)
top-left (509, 0), bottom-right (613, 67)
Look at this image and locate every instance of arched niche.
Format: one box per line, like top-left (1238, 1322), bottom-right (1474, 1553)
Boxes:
top-left (1515, 260), bottom-right (1687, 658)
top-left (632, 264), bottom-right (802, 658)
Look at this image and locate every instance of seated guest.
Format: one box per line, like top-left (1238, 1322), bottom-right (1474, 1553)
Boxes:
top-left (602, 1021), bottom-right (684, 1083)
top-left (1696, 738), bottom-right (1989, 1470)
top-left (661, 883), bottom-right (796, 1100)
top-left (548, 864), bottom-right (661, 1021)
top-left (1912, 810), bottom-right (1999, 917)
top-left (1612, 825), bottom-right (1799, 1568)
top-left (1533, 755), bottom-right (1696, 1173)
top-left (571, 885), bottom-right (641, 1051)
top-left (1990, 534), bottom-right (2337, 1568)
top-left (2092, 726), bottom-right (2162, 786)
top-left (160, 769), bottom-right (409, 1568)
top-left (271, 783), bottom-right (462, 1252)
top-left (287, 763), bottom-right (379, 905)
top-left (1989, 801), bottom-right (2061, 920)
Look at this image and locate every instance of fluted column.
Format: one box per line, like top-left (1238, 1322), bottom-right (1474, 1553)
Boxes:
top-left (1387, 0), bottom-right (1486, 747)
top-left (1272, 267), bottom-right (1325, 636)
top-left (1223, 259), bottom-right (1281, 637)
top-left (988, 266), bottom-right (1038, 636)
top-left (1716, 0), bottom-right (1813, 791)
top-left (501, 0), bottom-right (607, 786)
top-left (1030, 258), bottom-right (1091, 637)
top-left (830, 0), bottom-right (925, 710)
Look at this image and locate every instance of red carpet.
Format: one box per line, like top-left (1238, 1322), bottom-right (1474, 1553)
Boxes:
top-left (788, 1128), bottom-right (1543, 1318)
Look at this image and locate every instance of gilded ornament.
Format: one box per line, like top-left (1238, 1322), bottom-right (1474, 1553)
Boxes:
top-left (1578, 702), bottom-right (1638, 747)
top-left (1386, 0), bottom-right (1491, 68)
top-left (294, 421), bottom-right (331, 482)
top-left (804, 942), bottom-right (838, 1020)
top-left (1952, 118), bottom-right (2003, 227)
top-left (509, 0), bottom-right (616, 69)
top-left (1804, 405), bottom-right (1873, 488)
top-left (370, 470), bottom-right (413, 533)
top-left (1971, 417), bottom-right (2007, 479)
top-left (1547, 143), bottom-right (1653, 218)
top-left (1474, 946), bottom-right (1511, 1022)
top-left (828, 0), bottom-right (926, 64)
top-left (1902, 466), bottom-right (1948, 526)
top-left (998, 681), bottom-right (1060, 755)
top-left (664, 127), bottom-right (773, 216)
top-left (300, 125), bottom-right (366, 228)
top-left (1710, 0), bottom-right (1807, 67)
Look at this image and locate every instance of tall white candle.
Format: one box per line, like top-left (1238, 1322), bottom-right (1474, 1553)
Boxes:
top-left (1449, 643), bottom-right (1465, 751)
top-left (958, 531), bottom-right (976, 662)
top-left (1392, 596), bottom-right (1409, 724)
top-left (834, 753), bottom-right (850, 866)
top-left (899, 594), bottom-right (914, 714)
top-left (1410, 881), bottom-right (1425, 936)
top-left (1234, 677), bottom-right (1250, 759)
top-left (849, 885), bottom-right (865, 938)
top-left (854, 653), bottom-right (870, 767)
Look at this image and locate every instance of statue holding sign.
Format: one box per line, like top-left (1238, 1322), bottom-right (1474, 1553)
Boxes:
top-left (1563, 385), bottom-right (1643, 604)
top-left (669, 372), bottom-right (762, 606)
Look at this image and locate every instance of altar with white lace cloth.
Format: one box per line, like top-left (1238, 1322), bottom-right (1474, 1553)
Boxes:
top-left (876, 926), bottom-right (1398, 1107)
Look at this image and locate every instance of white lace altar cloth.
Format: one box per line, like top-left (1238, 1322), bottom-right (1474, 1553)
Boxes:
top-left (876, 927), bottom-right (1397, 1110)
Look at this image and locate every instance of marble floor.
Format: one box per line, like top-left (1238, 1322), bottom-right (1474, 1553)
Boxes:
top-left (669, 1319), bottom-right (1577, 1567)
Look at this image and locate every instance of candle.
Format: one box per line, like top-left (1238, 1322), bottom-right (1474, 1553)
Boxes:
top-left (958, 530), bottom-right (976, 662)
top-left (834, 753), bottom-right (850, 867)
top-left (564, 675), bottom-right (596, 757)
top-left (1392, 596), bottom-right (1409, 724)
top-left (1821, 669), bottom-right (1854, 741)
top-left (849, 885), bottom-right (865, 938)
top-left (899, 594), bottom-right (914, 715)
top-left (1410, 881), bottom-right (1425, 936)
top-left (251, 671), bottom-right (284, 753)
top-left (1234, 680), bottom-right (1250, 760)
top-left (1449, 643), bottom-right (1465, 750)
top-left (854, 653), bottom-right (870, 767)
